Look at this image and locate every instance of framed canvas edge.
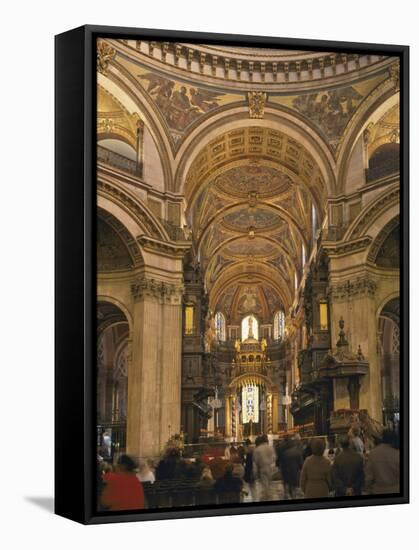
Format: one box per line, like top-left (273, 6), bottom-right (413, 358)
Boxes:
top-left (55, 24), bottom-right (409, 526)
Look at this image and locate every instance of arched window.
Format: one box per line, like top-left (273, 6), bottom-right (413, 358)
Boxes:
top-left (215, 311), bottom-right (226, 342)
top-left (241, 315), bottom-right (259, 341)
top-left (273, 310), bottom-right (285, 341)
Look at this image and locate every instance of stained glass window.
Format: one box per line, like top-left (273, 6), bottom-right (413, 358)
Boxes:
top-left (215, 311), bottom-right (226, 341)
top-left (273, 310), bottom-right (285, 340)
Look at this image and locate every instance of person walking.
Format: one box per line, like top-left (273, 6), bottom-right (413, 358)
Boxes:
top-left (253, 434), bottom-right (275, 501)
top-left (332, 435), bottom-right (364, 496)
top-left (365, 429), bottom-right (400, 494)
top-left (300, 438), bottom-right (332, 498)
top-left (279, 436), bottom-right (304, 499)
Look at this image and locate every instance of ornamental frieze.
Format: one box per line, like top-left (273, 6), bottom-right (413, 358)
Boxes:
top-left (328, 276), bottom-right (378, 301)
top-left (131, 275), bottom-right (184, 304)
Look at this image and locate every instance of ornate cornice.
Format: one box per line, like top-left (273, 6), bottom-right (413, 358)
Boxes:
top-left (322, 236), bottom-right (372, 257)
top-left (329, 275), bottom-right (378, 301)
top-left (131, 275), bottom-right (184, 304)
top-left (137, 235), bottom-right (190, 258)
top-left (113, 39), bottom-right (394, 92)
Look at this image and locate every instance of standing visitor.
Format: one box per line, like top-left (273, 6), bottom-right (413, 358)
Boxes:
top-left (332, 435), bottom-right (364, 496)
top-left (253, 434), bottom-right (276, 501)
top-left (365, 429), bottom-right (399, 494)
top-left (279, 435), bottom-right (304, 499)
top-left (100, 455), bottom-right (145, 511)
top-left (349, 426), bottom-right (365, 456)
top-left (136, 459), bottom-right (155, 484)
top-left (243, 439), bottom-right (257, 501)
top-left (300, 439), bottom-right (332, 498)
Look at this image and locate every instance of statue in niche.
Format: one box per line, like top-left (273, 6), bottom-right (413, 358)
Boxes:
top-left (204, 313), bottom-right (216, 353)
top-left (248, 316), bottom-right (254, 339)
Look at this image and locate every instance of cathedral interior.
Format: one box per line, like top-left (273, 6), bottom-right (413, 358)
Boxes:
top-left (96, 38), bottom-right (400, 462)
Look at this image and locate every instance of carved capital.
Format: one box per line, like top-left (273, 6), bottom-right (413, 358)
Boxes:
top-left (248, 91), bottom-right (267, 119)
top-left (131, 275), bottom-right (184, 304)
top-left (97, 40), bottom-right (116, 75)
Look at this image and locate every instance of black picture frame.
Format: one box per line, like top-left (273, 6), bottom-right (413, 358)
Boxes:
top-left (55, 25), bottom-right (409, 525)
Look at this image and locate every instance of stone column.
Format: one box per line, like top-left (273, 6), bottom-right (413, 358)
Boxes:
top-left (126, 275), bottom-right (183, 460)
top-left (329, 274), bottom-right (382, 422)
top-left (160, 286), bottom-right (183, 446)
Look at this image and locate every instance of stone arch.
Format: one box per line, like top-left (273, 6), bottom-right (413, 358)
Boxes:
top-left (344, 183), bottom-right (400, 241)
top-left (97, 295), bottom-right (133, 334)
top-left (97, 207), bottom-right (143, 269)
top-left (367, 215), bottom-right (400, 266)
top-left (175, 106), bottom-right (336, 200)
top-left (337, 79), bottom-right (399, 194)
top-left (97, 177), bottom-right (169, 242)
top-left (98, 70), bottom-right (173, 191)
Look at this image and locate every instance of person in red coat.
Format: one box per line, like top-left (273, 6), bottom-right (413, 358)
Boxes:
top-left (101, 455), bottom-right (145, 511)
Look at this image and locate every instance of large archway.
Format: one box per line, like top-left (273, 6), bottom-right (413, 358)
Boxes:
top-left (97, 300), bottom-right (130, 460)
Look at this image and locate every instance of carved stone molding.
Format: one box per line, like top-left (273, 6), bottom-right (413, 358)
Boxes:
top-left (329, 275), bottom-right (378, 301)
top-left (97, 40), bottom-right (116, 75)
top-left (323, 236), bottom-right (372, 257)
top-left (137, 235), bottom-right (191, 258)
top-left (131, 275), bottom-right (184, 304)
top-left (248, 91), bottom-right (267, 118)
top-left (350, 186), bottom-right (400, 239)
top-left (97, 179), bottom-right (163, 239)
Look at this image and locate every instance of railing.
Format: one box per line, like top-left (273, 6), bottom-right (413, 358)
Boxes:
top-left (97, 145), bottom-right (142, 177)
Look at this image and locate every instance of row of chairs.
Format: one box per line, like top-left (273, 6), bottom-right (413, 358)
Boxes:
top-left (142, 480), bottom-right (241, 508)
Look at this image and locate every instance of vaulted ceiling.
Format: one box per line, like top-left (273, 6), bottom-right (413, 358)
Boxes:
top-left (185, 126), bottom-right (323, 322)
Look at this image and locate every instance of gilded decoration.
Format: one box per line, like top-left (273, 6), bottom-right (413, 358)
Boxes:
top-left (185, 127), bottom-right (326, 205)
top-left (248, 91), bottom-right (267, 118)
top-left (222, 207), bottom-right (282, 232)
top-left (213, 164), bottom-right (292, 199)
top-left (97, 40), bottom-right (116, 75)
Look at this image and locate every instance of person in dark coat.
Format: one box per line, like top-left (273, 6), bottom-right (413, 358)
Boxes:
top-left (332, 435), bottom-right (364, 496)
top-left (279, 436), bottom-right (304, 499)
top-left (364, 429), bottom-right (400, 494)
top-left (155, 447), bottom-right (183, 480)
top-left (214, 463), bottom-right (243, 504)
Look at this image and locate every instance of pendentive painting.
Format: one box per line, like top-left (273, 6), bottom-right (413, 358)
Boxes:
top-left (96, 37), bottom-right (402, 514)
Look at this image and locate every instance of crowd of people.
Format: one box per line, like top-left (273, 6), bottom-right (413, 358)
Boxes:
top-left (97, 427), bottom-right (400, 511)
